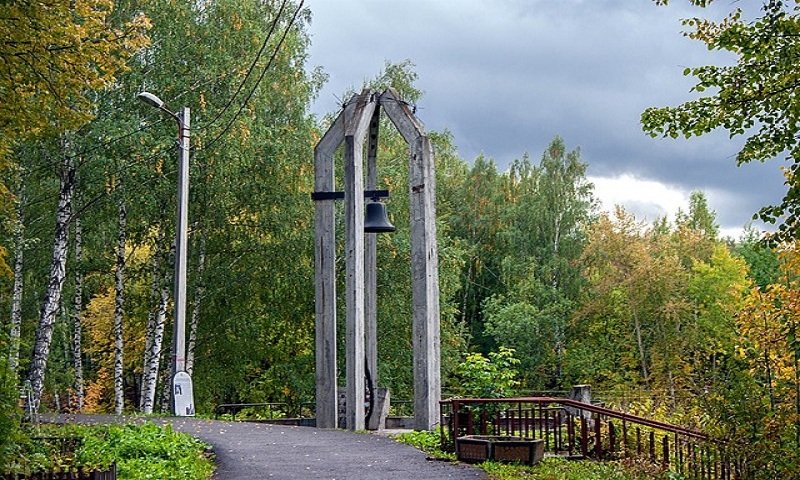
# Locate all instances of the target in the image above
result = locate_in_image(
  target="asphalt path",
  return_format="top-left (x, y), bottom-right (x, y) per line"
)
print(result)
top-left (47, 414), bottom-right (486, 480)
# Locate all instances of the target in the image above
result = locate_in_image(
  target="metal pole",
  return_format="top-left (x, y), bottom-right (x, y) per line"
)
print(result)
top-left (172, 106), bottom-right (193, 415)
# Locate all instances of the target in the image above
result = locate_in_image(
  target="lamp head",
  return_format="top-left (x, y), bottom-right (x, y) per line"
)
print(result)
top-left (137, 91), bottom-right (165, 109)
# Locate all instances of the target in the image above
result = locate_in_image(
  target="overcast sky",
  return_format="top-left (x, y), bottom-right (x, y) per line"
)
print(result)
top-left (305, 0), bottom-right (785, 238)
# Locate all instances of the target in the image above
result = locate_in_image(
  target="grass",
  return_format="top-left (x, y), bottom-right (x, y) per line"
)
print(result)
top-left (480, 457), bottom-right (676, 480)
top-left (6, 422), bottom-right (214, 479)
top-left (393, 429), bottom-right (456, 461)
top-left (393, 430), bottom-right (678, 480)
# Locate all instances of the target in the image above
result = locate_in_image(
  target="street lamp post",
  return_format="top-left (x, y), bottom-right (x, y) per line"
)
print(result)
top-left (137, 91), bottom-right (194, 417)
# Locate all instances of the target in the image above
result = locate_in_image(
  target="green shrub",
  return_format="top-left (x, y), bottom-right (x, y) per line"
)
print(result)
top-left (7, 423), bottom-right (213, 479)
top-left (455, 347), bottom-right (520, 399)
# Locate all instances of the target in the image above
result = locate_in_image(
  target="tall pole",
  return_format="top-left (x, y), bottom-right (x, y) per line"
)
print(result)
top-left (137, 92), bottom-right (195, 416)
top-left (174, 107), bottom-right (189, 374)
top-left (171, 107), bottom-right (193, 416)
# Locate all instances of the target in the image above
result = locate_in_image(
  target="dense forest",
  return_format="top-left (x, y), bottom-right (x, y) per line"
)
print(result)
top-left (1, 0), bottom-right (800, 478)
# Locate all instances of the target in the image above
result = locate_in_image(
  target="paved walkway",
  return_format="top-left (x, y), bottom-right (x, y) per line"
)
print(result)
top-left (49, 414), bottom-right (486, 480)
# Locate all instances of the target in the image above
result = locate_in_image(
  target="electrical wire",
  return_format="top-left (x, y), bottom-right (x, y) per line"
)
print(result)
top-left (16, 2), bottom-right (301, 188)
top-left (14, 2), bottom-right (310, 257)
top-left (200, 0), bottom-right (305, 153)
top-left (198, 0), bottom-right (289, 130)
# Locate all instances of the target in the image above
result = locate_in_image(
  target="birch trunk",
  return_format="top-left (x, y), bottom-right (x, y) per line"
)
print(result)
top-left (8, 195), bottom-right (25, 375)
top-left (159, 348), bottom-right (173, 413)
top-left (158, 242), bottom-right (177, 413)
top-left (113, 201), bottom-right (127, 415)
top-left (185, 233), bottom-right (206, 377)
top-left (27, 146), bottom-right (74, 413)
top-left (71, 216), bottom-right (84, 411)
top-left (139, 239), bottom-right (162, 410)
top-left (632, 308), bottom-right (649, 385)
top-left (552, 212), bottom-right (564, 383)
top-left (141, 247), bottom-right (169, 414)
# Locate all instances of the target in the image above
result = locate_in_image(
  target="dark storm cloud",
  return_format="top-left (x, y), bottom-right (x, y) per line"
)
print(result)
top-left (306, 0), bottom-right (784, 233)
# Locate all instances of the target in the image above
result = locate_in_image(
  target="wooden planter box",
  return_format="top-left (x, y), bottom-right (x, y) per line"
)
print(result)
top-left (456, 435), bottom-right (544, 465)
top-left (456, 435), bottom-right (492, 463)
top-left (1, 463), bottom-right (116, 480)
top-left (493, 437), bottom-right (545, 464)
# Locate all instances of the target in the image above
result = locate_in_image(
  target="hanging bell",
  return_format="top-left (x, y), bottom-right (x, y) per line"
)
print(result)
top-left (364, 201), bottom-right (396, 233)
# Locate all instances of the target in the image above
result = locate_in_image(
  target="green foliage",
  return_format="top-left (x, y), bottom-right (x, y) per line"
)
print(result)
top-left (643, 0), bottom-right (800, 242)
top-left (6, 1), bottom-right (800, 473)
top-left (7, 423), bottom-right (213, 479)
top-left (451, 137), bottom-right (593, 388)
top-left (734, 225), bottom-right (780, 288)
top-left (568, 205), bottom-right (751, 410)
top-left (480, 457), bottom-right (673, 480)
top-left (0, 360), bottom-right (23, 472)
top-left (484, 298), bottom-right (569, 387)
top-left (676, 191), bottom-right (719, 241)
top-left (449, 155), bottom-right (506, 348)
top-left (455, 347), bottom-right (520, 399)
top-left (393, 429), bottom-right (455, 461)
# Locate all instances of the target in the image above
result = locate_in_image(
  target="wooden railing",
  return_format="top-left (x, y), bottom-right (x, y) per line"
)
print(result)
top-left (440, 397), bottom-right (750, 480)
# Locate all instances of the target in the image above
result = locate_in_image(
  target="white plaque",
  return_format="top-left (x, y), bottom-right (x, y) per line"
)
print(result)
top-left (173, 371), bottom-right (195, 417)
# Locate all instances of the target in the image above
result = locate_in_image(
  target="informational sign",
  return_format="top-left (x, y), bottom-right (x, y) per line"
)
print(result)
top-left (173, 371), bottom-right (195, 417)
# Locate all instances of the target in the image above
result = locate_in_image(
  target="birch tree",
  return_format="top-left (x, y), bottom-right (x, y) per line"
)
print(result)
top-left (71, 214), bottom-right (84, 411)
top-left (185, 233), bottom-right (205, 377)
top-left (0, 0), bottom-right (149, 227)
top-left (113, 200), bottom-right (126, 415)
top-left (8, 189), bottom-right (25, 376)
top-left (486, 137), bottom-right (594, 386)
top-left (27, 141), bottom-right (75, 412)
top-left (140, 240), bottom-right (169, 414)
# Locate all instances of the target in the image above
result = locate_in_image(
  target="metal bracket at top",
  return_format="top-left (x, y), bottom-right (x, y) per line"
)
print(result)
top-left (311, 189), bottom-right (389, 201)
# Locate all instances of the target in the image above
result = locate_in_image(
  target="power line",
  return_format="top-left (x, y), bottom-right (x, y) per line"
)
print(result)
top-left (18, 2), bottom-right (301, 182)
top-left (14, 2), bottom-right (310, 247)
top-left (201, 0), bottom-right (305, 152)
top-left (199, 0), bottom-right (289, 130)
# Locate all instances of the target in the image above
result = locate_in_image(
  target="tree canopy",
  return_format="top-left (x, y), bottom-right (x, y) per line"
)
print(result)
top-left (643, 0), bottom-right (800, 242)
top-left (0, 0), bottom-right (150, 148)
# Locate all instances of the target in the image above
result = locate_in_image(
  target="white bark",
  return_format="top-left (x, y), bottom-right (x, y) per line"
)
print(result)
top-left (159, 349), bottom-right (173, 413)
top-left (185, 233), bottom-right (205, 377)
top-left (139, 240), bottom-right (161, 410)
top-left (27, 146), bottom-right (74, 413)
top-left (113, 201), bottom-right (127, 415)
top-left (72, 216), bottom-right (84, 411)
top-left (160, 242), bottom-right (175, 413)
top-left (141, 247), bottom-right (169, 414)
top-left (633, 308), bottom-right (649, 385)
top-left (8, 196), bottom-right (25, 375)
